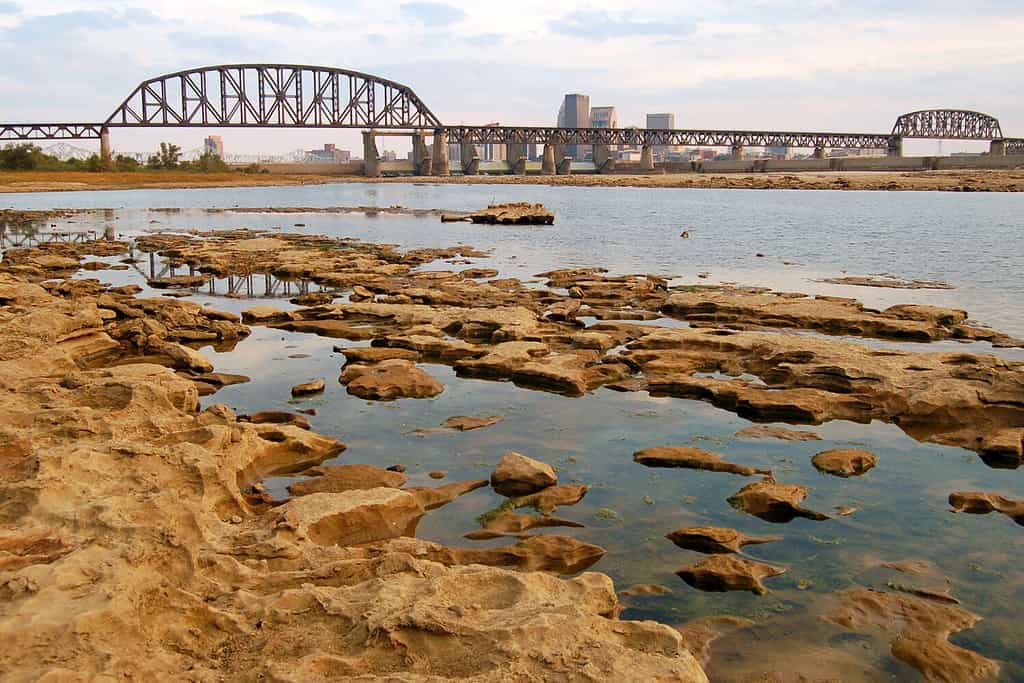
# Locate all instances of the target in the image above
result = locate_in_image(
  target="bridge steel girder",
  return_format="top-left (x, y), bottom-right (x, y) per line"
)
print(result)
top-left (105, 64), bottom-right (441, 130)
top-left (891, 109), bottom-right (1003, 140)
top-left (443, 125), bottom-right (895, 150)
top-left (0, 123), bottom-right (104, 141)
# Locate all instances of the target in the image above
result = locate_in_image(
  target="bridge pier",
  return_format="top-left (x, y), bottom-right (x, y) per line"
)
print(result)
top-left (813, 145), bottom-right (827, 160)
top-left (990, 139), bottom-right (1006, 156)
top-left (541, 144), bottom-right (556, 175)
top-left (99, 126), bottom-right (111, 169)
top-left (640, 145), bottom-right (654, 171)
top-left (556, 157), bottom-right (573, 175)
top-left (730, 144), bottom-right (744, 161)
top-left (506, 143), bottom-right (527, 175)
top-left (362, 131), bottom-right (381, 177)
top-left (593, 144), bottom-right (615, 173)
top-left (460, 143), bottom-right (479, 175)
top-left (412, 131), bottom-right (431, 175)
top-left (431, 130), bottom-right (450, 176)
top-left (887, 137), bottom-right (903, 158)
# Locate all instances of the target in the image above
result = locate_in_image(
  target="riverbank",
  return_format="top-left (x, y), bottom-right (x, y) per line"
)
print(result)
top-left (1, 167), bottom-right (1023, 194)
top-left (1, 225), bottom-right (1020, 680)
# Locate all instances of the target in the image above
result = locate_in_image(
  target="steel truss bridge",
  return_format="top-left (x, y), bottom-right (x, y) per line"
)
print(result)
top-left (0, 63), bottom-right (1020, 155)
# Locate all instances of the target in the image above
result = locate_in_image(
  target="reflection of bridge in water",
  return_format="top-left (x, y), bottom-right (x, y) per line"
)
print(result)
top-left (0, 63), bottom-right (1020, 178)
top-left (137, 250), bottom-right (323, 299)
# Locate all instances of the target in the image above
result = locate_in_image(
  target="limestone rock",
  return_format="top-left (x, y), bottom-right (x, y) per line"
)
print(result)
top-left (407, 479), bottom-right (489, 511)
top-left (491, 451), bottom-right (557, 496)
top-left (156, 341), bottom-right (214, 373)
top-left (339, 359), bottom-right (444, 400)
top-left (287, 464), bottom-right (408, 496)
top-left (949, 491), bottom-right (1024, 525)
top-left (621, 583), bottom-right (674, 596)
top-left (812, 448), bottom-right (878, 477)
top-left (290, 378), bottom-right (325, 397)
top-left (727, 478), bottom-right (829, 523)
top-left (676, 555), bottom-right (785, 595)
top-left (515, 484), bottom-right (589, 514)
top-left (241, 305), bottom-right (294, 324)
top-left (443, 414), bottom-right (504, 431)
top-left (465, 511), bottom-right (584, 540)
top-left (275, 489), bottom-right (424, 546)
top-left (239, 411), bottom-right (311, 430)
top-left (675, 616), bottom-right (755, 667)
top-left (337, 346), bottom-right (419, 364)
top-left (634, 446), bottom-right (770, 476)
top-left (666, 526), bottom-right (782, 554)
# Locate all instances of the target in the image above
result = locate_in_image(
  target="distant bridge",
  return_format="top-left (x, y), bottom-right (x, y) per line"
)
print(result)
top-left (0, 63), bottom-right (1021, 174)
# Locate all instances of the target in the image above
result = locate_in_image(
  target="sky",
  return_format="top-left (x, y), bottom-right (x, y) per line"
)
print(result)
top-left (1, 0), bottom-right (1022, 157)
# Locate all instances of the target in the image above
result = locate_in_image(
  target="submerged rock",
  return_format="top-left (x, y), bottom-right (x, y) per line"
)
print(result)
top-left (443, 414), bottom-right (504, 431)
top-left (465, 511), bottom-right (584, 540)
top-left (666, 525), bottom-right (782, 554)
top-left (634, 446), bottom-right (770, 476)
top-left (675, 615), bottom-right (755, 667)
top-left (621, 583), bottom-right (674, 597)
top-left (949, 491), bottom-right (1024, 525)
top-left (824, 588), bottom-right (999, 683)
top-left (515, 484), bottom-right (590, 514)
top-left (407, 479), bottom-right (489, 511)
top-left (735, 425), bottom-right (821, 441)
top-left (491, 451), bottom-right (557, 496)
top-left (727, 478), bottom-right (829, 523)
top-left (339, 359), bottom-right (444, 400)
top-left (676, 555), bottom-right (786, 595)
top-left (811, 448), bottom-right (878, 477)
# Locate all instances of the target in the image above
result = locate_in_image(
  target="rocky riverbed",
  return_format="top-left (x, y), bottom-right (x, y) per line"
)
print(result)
top-left (1, 226), bottom-right (1021, 681)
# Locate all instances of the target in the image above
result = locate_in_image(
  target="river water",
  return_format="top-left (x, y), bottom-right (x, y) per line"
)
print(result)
top-left (5, 182), bottom-right (1023, 681)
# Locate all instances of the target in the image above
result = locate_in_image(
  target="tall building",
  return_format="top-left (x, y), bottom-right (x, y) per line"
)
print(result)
top-left (203, 135), bottom-right (223, 158)
top-left (646, 113), bottom-right (676, 160)
top-left (557, 94), bottom-right (590, 161)
top-left (590, 106), bottom-right (617, 129)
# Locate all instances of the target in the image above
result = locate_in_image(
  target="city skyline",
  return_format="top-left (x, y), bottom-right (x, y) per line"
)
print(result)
top-left (1, 1), bottom-right (1020, 156)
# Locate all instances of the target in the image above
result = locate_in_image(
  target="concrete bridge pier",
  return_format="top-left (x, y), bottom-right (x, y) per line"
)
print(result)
top-left (506, 143), bottom-right (527, 175)
top-left (460, 143), bottom-right (479, 174)
top-left (556, 157), bottom-right (573, 175)
top-left (990, 139), bottom-right (1006, 156)
top-left (593, 144), bottom-right (616, 174)
top-left (887, 137), bottom-right (903, 158)
top-left (813, 145), bottom-right (827, 160)
top-left (99, 126), bottom-right (111, 169)
top-left (541, 144), bottom-right (556, 175)
top-left (362, 131), bottom-right (381, 177)
top-left (431, 129), bottom-right (450, 176)
top-left (640, 145), bottom-right (654, 171)
top-left (412, 131), bottom-right (432, 175)
top-left (730, 144), bottom-right (744, 161)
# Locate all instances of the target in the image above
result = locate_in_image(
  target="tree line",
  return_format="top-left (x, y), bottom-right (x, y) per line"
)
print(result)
top-left (0, 142), bottom-right (231, 172)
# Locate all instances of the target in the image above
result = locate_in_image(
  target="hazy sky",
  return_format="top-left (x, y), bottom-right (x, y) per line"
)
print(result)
top-left (1, 1), bottom-right (1021, 156)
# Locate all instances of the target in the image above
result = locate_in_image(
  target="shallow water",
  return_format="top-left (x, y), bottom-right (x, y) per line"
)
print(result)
top-left (8, 183), bottom-right (1024, 681)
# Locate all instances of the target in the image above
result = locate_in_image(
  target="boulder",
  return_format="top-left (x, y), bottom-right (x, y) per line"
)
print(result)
top-left (491, 451), bottom-right (557, 496)
top-left (290, 378), bottom-right (325, 397)
top-left (811, 448), bottom-right (878, 477)
top-left (676, 555), bottom-right (785, 595)
top-left (275, 489), bottom-right (424, 546)
top-left (727, 478), bottom-right (829, 523)
top-left (339, 360), bottom-right (444, 400)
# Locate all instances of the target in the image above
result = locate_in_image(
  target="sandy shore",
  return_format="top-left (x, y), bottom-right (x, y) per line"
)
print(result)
top-left (1, 168), bottom-right (1022, 194)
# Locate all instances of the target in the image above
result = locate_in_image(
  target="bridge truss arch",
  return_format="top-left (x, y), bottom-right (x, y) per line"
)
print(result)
top-left (891, 109), bottom-right (1003, 140)
top-left (105, 64), bottom-right (441, 130)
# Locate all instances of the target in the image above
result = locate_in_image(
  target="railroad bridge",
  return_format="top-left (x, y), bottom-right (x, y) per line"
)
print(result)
top-left (1, 64), bottom-right (1020, 176)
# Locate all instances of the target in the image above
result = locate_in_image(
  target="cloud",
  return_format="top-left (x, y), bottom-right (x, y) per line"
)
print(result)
top-left (550, 10), bottom-right (695, 41)
top-left (242, 12), bottom-right (312, 28)
top-left (400, 2), bottom-right (466, 27)
top-left (0, 2), bottom-right (19, 14)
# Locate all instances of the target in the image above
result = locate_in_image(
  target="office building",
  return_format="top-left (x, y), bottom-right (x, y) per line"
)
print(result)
top-left (557, 93), bottom-right (590, 160)
top-left (203, 135), bottom-right (223, 158)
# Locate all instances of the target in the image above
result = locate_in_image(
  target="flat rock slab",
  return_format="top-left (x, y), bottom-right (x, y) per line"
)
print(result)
top-left (666, 525), bottom-right (782, 554)
top-left (287, 464), bottom-right (408, 496)
top-left (407, 479), bottom-right (489, 511)
top-left (291, 378), bottom-right (325, 397)
top-left (340, 359), bottom-right (444, 400)
top-left (491, 451), bottom-right (558, 497)
top-left (444, 415), bottom-right (504, 431)
top-left (676, 555), bottom-right (785, 595)
top-left (727, 478), bottom-right (829, 523)
top-left (240, 411), bottom-right (311, 430)
top-left (465, 511), bottom-right (584, 540)
top-left (812, 448), bottom-right (878, 477)
top-left (634, 446), bottom-right (770, 477)
top-left (514, 484), bottom-right (589, 514)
